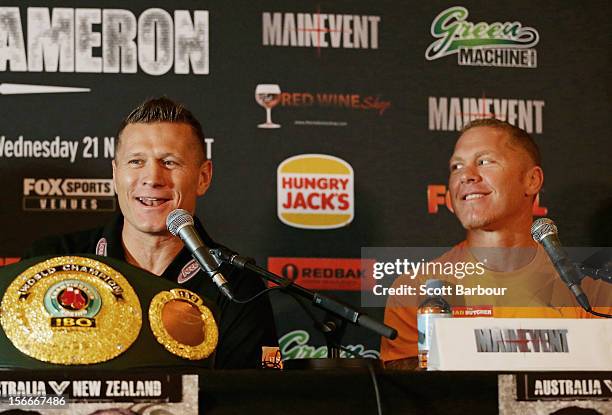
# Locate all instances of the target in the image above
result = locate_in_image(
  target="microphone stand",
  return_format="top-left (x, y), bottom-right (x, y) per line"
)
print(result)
top-left (210, 247), bottom-right (397, 369)
top-left (575, 247), bottom-right (612, 283)
top-left (575, 264), bottom-right (612, 284)
top-left (573, 264), bottom-right (612, 318)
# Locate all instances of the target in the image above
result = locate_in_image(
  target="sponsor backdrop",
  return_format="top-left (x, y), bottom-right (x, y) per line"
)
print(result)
top-left (1, 1), bottom-right (610, 358)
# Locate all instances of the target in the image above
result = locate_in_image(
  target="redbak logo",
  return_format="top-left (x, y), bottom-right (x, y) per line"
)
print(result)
top-left (268, 258), bottom-right (374, 291)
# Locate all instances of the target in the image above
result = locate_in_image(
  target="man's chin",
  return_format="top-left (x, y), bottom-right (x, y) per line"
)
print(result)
top-left (129, 221), bottom-right (172, 236)
top-left (147, 228), bottom-right (173, 236)
top-left (458, 214), bottom-right (492, 231)
top-left (131, 210), bottom-right (176, 231)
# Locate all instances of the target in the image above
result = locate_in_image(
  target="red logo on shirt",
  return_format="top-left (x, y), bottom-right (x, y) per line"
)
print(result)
top-left (178, 259), bottom-right (200, 284)
top-left (0, 257), bottom-right (20, 266)
top-left (96, 238), bottom-right (108, 256)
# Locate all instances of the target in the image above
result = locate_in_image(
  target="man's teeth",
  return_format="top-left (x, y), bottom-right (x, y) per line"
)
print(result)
top-left (138, 197), bottom-right (166, 206)
top-left (465, 193), bottom-right (485, 201)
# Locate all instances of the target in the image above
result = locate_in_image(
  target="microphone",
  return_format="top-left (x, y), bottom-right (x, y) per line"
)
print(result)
top-left (531, 218), bottom-right (591, 311)
top-left (166, 209), bottom-right (234, 301)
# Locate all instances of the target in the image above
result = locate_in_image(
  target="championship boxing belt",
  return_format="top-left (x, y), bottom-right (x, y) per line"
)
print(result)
top-left (0, 255), bottom-right (218, 370)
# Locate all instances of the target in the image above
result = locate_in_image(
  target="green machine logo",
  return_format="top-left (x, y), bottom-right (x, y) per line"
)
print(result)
top-left (279, 330), bottom-right (380, 360)
top-left (425, 6), bottom-right (539, 68)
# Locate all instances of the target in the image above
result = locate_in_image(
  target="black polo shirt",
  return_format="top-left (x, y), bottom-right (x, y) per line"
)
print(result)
top-left (23, 213), bottom-right (277, 369)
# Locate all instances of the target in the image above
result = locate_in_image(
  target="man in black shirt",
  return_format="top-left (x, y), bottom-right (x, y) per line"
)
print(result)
top-left (24, 97), bottom-right (277, 369)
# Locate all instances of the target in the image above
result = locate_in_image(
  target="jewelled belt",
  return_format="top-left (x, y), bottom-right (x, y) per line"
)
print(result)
top-left (0, 256), bottom-right (218, 366)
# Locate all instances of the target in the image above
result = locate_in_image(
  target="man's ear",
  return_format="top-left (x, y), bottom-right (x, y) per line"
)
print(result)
top-left (112, 159), bottom-right (118, 194)
top-left (197, 160), bottom-right (213, 196)
top-left (525, 165), bottom-right (544, 197)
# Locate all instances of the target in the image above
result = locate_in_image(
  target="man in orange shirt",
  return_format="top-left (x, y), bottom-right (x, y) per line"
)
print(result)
top-left (381, 119), bottom-right (610, 369)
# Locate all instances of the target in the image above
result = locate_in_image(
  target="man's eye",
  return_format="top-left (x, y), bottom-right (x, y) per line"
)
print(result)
top-left (163, 160), bottom-right (177, 167)
top-left (478, 159), bottom-right (493, 166)
top-left (450, 163), bottom-right (462, 171)
top-left (128, 159), bottom-right (142, 166)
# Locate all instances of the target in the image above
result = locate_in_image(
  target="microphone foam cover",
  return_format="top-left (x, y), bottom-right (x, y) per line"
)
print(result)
top-left (166, 209), bottom-right (194, 236)
top-left (531, 217), bottom-right (558, 242)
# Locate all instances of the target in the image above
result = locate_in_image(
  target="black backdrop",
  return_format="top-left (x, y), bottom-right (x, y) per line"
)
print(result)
top-left (1, 0), bottom-right (610, 357)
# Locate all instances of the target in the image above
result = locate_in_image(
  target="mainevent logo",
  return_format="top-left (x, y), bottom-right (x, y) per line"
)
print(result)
top-left (425, 6), bottom-right (539, 68)
top-left (474, 328), bottom-right (569, 353)
top-left (0, 7), bottom-right (208, 80)
top-left (262, 11), bottom-right (380, 51)
top-left (428, 95), bottom-right (544, 133)
top-left (23, 178), bottom-right (115, 212)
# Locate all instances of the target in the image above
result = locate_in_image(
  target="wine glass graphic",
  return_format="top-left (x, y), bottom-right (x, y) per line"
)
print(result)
top-left (255, 84), bottom-right (281, 128)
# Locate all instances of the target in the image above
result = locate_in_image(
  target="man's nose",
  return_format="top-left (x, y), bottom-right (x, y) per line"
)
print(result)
top-left (142, 161), bottom-right (166, 187)
top-left (459, 164), bottom-right (481, 184)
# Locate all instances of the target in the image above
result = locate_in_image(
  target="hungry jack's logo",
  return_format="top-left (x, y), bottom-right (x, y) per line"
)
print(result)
top-left (277, 154), bottom-right (354, 229)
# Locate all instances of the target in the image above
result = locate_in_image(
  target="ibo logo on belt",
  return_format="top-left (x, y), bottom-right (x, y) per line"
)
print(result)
top-left (44, 280), bottom-right (102, 327)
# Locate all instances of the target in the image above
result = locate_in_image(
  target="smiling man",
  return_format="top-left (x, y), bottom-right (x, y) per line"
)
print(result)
top-left (112, 114), bottom-right (212, 275)
top-left (448, 121), bottom-right (542, 239)
top-left (24, 97), bottom-right (277, 369)
top-left (381, 118), bottom-right (610, 369)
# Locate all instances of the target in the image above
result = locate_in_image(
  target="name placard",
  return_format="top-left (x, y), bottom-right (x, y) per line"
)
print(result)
top-left (0, 373), bottom-right (198, 413)
top-left (516, 372), bottom-right (612, 400)
top-left (428, 319), bottom-right (612, 371)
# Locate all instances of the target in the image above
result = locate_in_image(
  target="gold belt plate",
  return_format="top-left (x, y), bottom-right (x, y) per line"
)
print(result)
top-left (0, 256), bottom-right (142, 365)
top-left (149, 289), bottom-right (218, 360)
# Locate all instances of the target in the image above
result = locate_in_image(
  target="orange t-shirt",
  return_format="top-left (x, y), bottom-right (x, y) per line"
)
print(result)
top-left (380, 242), bottom-right (612, 362)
